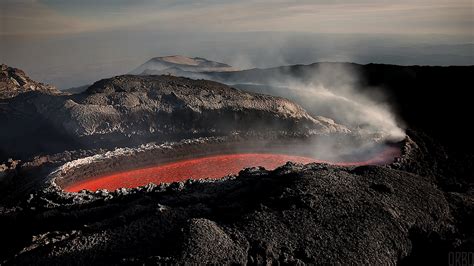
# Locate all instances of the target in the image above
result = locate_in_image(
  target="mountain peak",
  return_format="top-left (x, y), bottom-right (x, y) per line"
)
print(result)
top-left (152, 55), bottom-right (202, 66)
top-left (130, 55), bottom-right (237, 75)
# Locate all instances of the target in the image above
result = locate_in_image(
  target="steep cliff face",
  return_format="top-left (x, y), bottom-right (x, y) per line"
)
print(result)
top-left (0, 64), bottom-right (60, 99)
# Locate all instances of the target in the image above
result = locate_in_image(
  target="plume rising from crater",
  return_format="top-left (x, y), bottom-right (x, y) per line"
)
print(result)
top-left (1, 62), bottom-right (471, 265)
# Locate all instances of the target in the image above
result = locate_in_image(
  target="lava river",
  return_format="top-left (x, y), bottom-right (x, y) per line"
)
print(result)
top-left (64, 147), bottom-right (400, 192)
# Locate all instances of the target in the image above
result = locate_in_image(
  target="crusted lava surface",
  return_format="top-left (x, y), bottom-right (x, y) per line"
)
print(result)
top-left (0, 136), bottom-right (468, 265)
top-left (0, 134), bottom-right (471, 265)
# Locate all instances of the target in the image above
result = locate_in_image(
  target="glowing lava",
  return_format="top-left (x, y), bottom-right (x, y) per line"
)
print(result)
top-left (64, 147), bottom-right (400, 192)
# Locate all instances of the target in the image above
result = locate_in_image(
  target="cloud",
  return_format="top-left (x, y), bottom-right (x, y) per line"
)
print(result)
top-left (1, 0), bottom-right (472, 36)
top-left (0, 0), bottom-right (94, 35)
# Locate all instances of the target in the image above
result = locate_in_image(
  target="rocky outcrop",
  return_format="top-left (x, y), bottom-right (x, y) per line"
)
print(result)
top-left (0, 160), bottom-right (457, 265)
top-left (0, 129), bottom-right (470, 265)
top-left (76, 75), bottom-right (347, 136)
top-left (0, 159), bottom-right (20, 185)
top-left (0, 67), bottom-right (349, 161)
top-left (1, 63), bottom-right (470, 265)
top-left (0, 64), bottom-right (60, 99)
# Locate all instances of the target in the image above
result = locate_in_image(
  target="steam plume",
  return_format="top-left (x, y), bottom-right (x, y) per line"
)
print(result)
top-left (252, 63), bottom-right (406, 142)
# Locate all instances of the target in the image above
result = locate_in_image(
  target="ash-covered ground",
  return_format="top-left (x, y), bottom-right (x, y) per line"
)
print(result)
top-left (0, 63), bottom-right (472, 264)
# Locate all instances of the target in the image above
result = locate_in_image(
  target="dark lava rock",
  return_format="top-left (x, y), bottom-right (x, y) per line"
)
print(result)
top-left (81, 75), bottom-right (346, 136)
top-left (0, 64), bottom-right (472, 265)
top-left (0, 160), bottom-right (459, 265)
top-left (178, 218), bottom-right (248, 263)
top-left (0, 68), bottom-right (347, 161)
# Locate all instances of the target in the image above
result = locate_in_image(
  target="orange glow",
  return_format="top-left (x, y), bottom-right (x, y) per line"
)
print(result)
top-left (64, 148), bottom-right (400, 192)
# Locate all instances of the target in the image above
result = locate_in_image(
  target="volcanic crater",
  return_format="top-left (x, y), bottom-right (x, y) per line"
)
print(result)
top-left (52, 136), bottom-right (403, 193)
top-left (1, 63), bottom-right (472, 265)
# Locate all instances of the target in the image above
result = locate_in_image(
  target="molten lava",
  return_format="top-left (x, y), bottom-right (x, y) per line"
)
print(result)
top-left (64, 147), bottom-right (400, 192)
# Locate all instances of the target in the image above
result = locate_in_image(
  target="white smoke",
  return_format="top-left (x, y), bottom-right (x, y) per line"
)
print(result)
top-left (264, 63), bottom-right (406, 142)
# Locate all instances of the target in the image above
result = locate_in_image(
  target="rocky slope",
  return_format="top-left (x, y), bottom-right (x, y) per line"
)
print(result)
top-left (0, 64), bottom-right (472, 265)
top-left (0, 136), bottom-right (470, 265)
top-left (199, 63), bottom-right (474, 149)
top-left (0, 66), bottom-right (348, 161)
top-left (79, 75), bottom-right (346, 136)
top-left (133, 62), bottom-right (474, 149)
top-left (7, 163), bottom-right (451, 264)
top-left (0, 64), bottom-right (60, 99)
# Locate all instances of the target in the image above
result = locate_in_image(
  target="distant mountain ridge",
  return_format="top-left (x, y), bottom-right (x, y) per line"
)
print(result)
top-left (130, 55), bottom-right (237, 75)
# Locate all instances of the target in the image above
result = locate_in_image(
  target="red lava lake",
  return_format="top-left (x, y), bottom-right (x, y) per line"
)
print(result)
top-left (64, 147), bottom-right (400, 192)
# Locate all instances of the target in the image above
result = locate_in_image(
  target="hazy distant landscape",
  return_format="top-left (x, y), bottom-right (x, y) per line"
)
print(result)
top-left (2, 32), bottom-right (473, 89)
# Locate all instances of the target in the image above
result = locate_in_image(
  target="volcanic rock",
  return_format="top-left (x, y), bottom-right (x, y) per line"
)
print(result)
top-left (0, 63), bottom-right (472, 265)
top-left (196, 63), bottom-right (474, 148)
top-left (0, 67), bottom-right (348, 161)
top-left (0, 156), bottom-right (457, 265)
top-left (0, 64), bottom-right (60, 99)
top-left (80, 75), bottom-right (347, 135)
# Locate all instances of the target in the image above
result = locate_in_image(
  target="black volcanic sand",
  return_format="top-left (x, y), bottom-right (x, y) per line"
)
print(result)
top-left (0, 133), bottom-right (472, 265)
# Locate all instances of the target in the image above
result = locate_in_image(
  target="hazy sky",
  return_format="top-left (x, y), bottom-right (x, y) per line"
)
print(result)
top-left (1, 0), bottom-right (473, 88)
top-left (1, 0), bottom-right (473, 35)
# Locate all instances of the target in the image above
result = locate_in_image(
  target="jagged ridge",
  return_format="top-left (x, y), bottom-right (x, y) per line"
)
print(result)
top-left (0, 64), bottom-right (60, 99)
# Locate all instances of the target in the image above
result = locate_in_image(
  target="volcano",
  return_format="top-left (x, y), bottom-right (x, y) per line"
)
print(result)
top-left (0, 64), bottom-right (472, 265)
top-left (130, 55), bottom-right (237, 76)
